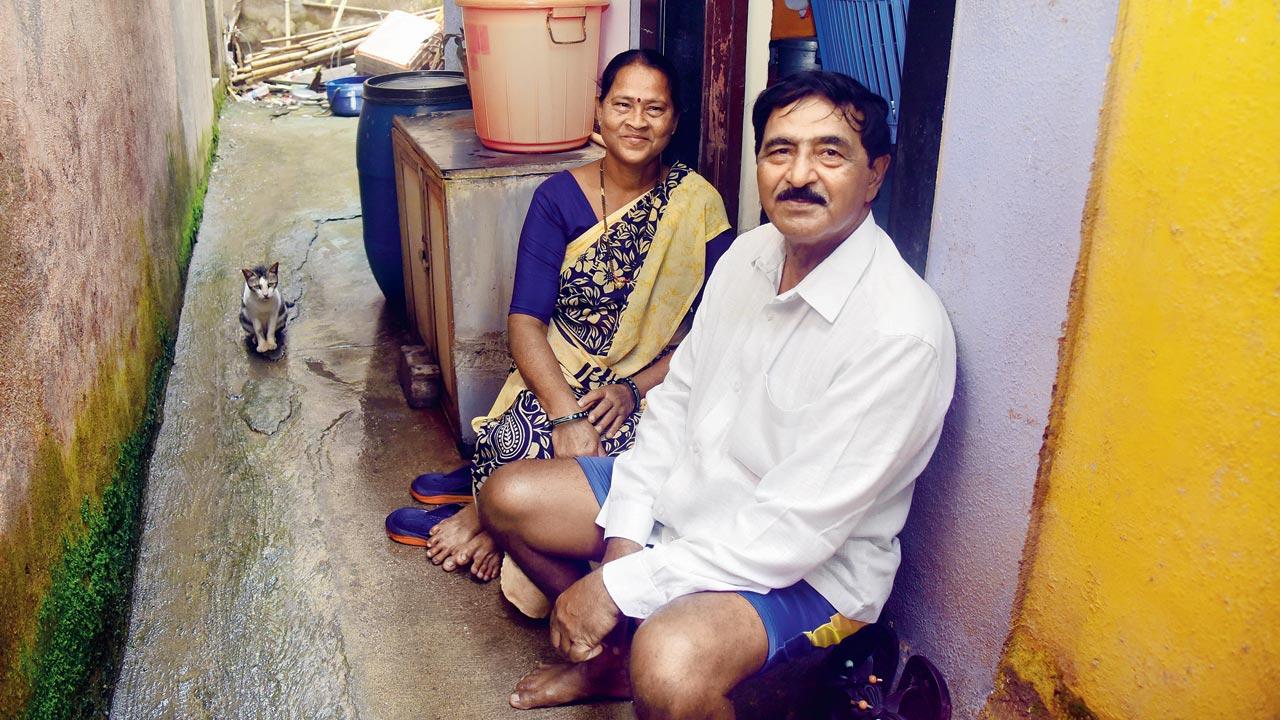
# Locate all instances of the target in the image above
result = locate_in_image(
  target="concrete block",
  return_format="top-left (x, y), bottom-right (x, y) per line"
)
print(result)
top-left (397, 344), bottom-right (441, 408)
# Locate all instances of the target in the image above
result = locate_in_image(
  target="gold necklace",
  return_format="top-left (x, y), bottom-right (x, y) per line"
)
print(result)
top-left (599, 158), bottom-right (608, 243)
top-left (600, 159), bottom-right (618, 283)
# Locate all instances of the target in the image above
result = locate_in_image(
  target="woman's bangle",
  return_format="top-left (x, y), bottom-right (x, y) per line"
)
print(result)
top-left (548, 410), bottom-right (590, 428)
top-left (619, 377), bottom-right (641, 407)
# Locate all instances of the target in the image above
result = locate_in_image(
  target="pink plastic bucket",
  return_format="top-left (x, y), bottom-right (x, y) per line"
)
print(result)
top-left (457, 0), bottom-right (609, 153)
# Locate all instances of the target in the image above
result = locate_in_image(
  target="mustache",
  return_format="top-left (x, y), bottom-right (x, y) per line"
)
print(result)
top-left (776, 186), bottom-right (827, 205)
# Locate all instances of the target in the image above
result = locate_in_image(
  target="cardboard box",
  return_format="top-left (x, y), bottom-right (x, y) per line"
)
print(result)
top-left (355, 10), bottom-right (439, 76)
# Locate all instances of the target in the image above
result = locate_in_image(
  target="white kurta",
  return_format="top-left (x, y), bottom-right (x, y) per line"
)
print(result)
top-left (597, 213), bottom-right (957, 621)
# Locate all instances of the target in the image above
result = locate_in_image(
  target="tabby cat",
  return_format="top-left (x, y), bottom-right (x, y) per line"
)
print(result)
top-left (240, 262), bottom-right (287, 354)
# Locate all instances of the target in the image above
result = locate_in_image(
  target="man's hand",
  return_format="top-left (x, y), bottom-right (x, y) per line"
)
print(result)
top-left (578, 383), bottom-right (636, 439)
top-left (550, 418), bottom-right (601, 458)
top-left (549, 568), bottom-right (622, 662)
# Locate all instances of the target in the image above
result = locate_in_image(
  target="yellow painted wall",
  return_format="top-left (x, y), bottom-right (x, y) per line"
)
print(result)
top-left (986, 3), bottom-right (1280, 718)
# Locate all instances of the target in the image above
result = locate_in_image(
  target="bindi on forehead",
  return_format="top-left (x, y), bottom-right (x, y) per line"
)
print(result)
top-left (608, 66), bottom-right (672, 99)
top-left (608, 91), bottom-right (668, 104)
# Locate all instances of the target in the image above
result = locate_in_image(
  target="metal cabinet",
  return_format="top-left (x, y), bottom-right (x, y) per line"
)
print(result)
top-left (391, 110), bottom-right (602, 448)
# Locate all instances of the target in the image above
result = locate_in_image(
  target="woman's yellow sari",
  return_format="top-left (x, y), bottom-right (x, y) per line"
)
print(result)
top-left (470, 162), bottom-right (730, 487)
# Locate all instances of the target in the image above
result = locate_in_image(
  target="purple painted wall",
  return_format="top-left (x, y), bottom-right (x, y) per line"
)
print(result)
top-left (881, 2), bottom-right (1119, 716)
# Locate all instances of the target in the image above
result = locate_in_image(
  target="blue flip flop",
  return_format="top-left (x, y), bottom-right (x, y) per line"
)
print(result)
top-left (410, 466), bottom-right (473, 505)
top-left (385, 504), bottom-right (463, 547)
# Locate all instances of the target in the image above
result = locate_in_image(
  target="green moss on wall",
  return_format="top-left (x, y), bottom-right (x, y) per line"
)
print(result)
top-left (0, 95), bottom-right (222, 719)
top-left (20, 325), bottom-right (173, 720)
top-left (0, 234), bottom-right (164, 720)
top-left (178, 124), bottom-right (217, 271)
top-left (0, 244), bottom-right (166, 720)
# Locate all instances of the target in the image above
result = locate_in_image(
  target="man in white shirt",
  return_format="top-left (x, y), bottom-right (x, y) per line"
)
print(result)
top-left (478, 71), bottom-right (956, 717)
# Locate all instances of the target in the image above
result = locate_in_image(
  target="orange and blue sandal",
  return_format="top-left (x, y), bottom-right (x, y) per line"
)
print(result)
top-left (410, 466), bottom-right (474, 505)
top-left (385, 504), bottom-right (463, 547)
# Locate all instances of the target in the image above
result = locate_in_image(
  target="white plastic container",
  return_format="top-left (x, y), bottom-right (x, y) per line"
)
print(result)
top-left (457, 0), bottom-right (609, 153)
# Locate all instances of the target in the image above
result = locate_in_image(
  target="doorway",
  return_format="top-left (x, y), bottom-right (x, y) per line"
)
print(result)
top-left (643, 0), bottom-right (956, 275)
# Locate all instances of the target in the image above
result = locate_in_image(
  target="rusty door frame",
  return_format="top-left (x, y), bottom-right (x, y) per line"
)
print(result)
top-left (638, 0), bottom-right (748, 226)
top-left (698, 0), bottom-right (748, 225)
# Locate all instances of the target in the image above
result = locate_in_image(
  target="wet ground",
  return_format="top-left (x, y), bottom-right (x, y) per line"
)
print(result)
top-left (110, 102), bottom-right (633, 720)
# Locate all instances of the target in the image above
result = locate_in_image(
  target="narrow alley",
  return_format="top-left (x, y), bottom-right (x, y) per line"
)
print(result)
top-left (107, 103), bottom-right (632, 720)
top-left (4, 3), bottom-right (1276, 719)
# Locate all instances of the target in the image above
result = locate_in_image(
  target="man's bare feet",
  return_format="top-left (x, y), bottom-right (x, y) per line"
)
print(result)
top-left (509, 651), bottom-right (631, 709)
top-left (425, 505), bottom-right (500, 581)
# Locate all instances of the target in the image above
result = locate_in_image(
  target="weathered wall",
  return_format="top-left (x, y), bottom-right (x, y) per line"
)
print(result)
top-left (240, 0), bottom-right (440, 47)
top-left (880, 1), bottom-right (1119, 716)
top-left (598, 0), bottom-right (633, 72)
top-left (205, 0), bottom-right (228, 75)
top-left (987, 3), bottom-right (1280, 718)
top-left (0, 0), bottom-right (215, 713)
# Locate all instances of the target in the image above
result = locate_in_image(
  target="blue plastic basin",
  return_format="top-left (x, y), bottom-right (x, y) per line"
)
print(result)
top-left (326, 76), bottom-right (369, 117)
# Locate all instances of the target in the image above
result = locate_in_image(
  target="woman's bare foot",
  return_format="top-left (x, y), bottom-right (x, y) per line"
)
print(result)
top-left (451, 531), bottom-right (500, 581)
top-left (425, 505), bottom-right (500, 580)
top-left (425, 504), bottom-right (480, 566)
top-left (509, 651), bottom-right (631, 709)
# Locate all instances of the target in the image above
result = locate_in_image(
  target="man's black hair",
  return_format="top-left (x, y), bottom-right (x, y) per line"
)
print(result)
top-left (751, 71), bottom-right (891, 165)
top-left (599, 49), bottom-right (682, 116)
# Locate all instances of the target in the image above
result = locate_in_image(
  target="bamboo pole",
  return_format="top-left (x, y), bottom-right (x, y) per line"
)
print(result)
top-left (300, 1), bottom-right (400, 15)
top-left (301, 36), bottom-right (363, 63)
top-left (251, 23), bottom-right (370, 59)
top-left (259, 8), bottom-right (436, 45)
top-left (246, 49), bottom-right (307, 68)
top-left (233, 6), bottom-right (443, 86)
top-left (301, 23), bottom-right (374, 47)
top-left (261, 17), bottom-right (378, 44)
top-left (233, 39), bottom-right (360, 84)
top-left (243, 58), bottom-right (306, 78)
top-left (236, 61), bottom-right (306, 85)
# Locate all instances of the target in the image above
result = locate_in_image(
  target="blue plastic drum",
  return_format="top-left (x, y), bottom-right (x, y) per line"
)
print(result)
top-left (356, 71), bottom-right (470, 311)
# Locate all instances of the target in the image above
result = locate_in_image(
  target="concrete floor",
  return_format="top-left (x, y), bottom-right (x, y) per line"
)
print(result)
top-left (109, 102), bottom-right (633, 720)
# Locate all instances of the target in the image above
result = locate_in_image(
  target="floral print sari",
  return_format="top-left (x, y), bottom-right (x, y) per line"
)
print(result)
top-left (470, 162), bottom-right (730, 490)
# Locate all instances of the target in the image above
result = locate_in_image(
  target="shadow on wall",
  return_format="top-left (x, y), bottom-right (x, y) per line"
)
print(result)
top-left (882, 340), bottom-right (1033, 715)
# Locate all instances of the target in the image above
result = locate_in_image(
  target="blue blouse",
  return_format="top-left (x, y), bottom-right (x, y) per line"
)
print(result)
top-left (509, 171), bottom-right (734, 323)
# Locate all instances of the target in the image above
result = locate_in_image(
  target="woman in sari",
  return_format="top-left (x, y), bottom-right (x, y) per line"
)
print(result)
top-left (386, 49), bottom-right (732, 584)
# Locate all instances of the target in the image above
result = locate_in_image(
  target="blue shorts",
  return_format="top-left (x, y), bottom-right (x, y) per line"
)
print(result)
top-left (578, 456), bottom-right (841, 669)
